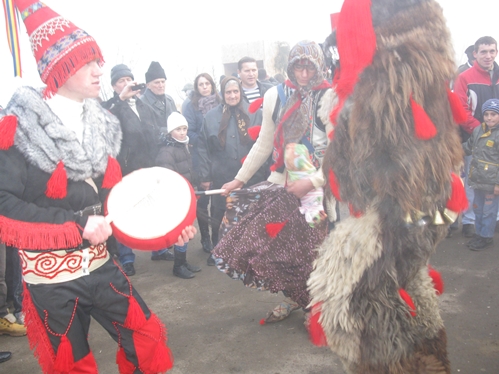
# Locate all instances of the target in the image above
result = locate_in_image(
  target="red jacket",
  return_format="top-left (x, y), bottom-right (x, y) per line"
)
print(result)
top-left (454, 61), bottom-right (499, 138)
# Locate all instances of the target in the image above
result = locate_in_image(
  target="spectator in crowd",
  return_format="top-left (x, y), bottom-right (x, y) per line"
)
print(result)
top-left (258, 68), bottom-right (279, 85)
top-left (238, 56), bottom-right (273, 103)
top-left (462, 99), bottom-right (499, 251)
top-left (182, 73), bottom-right (222, 254)
top-left (141, 61), bottom-right (177, 125)
top-left (198, 76), bottom-right (268, 265)
top-left (454, 36), bottom-right (499, 238)
top-left (457, 45), bottom-right (476, 75)
top-left (0, 243), bottom-right (25, 336)
top-left (103, 64), bottom-right (175, 276)
top-left (156, 113), bottom-right (202, 278)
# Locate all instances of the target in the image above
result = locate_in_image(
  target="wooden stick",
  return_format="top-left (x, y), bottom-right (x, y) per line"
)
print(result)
top-left (195, 189), bottom-right (226, 196)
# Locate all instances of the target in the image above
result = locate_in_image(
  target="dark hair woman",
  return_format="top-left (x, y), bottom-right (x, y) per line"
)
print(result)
top-left (182, 73), bottom-right (222, 254)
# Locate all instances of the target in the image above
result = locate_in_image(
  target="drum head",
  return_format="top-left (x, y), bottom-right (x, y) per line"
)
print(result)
top-left (105, 167), bottom-right (196, 250)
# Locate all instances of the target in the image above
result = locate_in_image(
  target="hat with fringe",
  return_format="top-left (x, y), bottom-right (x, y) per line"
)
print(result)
top-left (14, 0), bottom-right (104, 98)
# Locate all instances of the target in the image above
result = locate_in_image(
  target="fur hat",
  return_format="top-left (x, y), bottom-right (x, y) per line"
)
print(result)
top-left (167, 112), bottom-right (188, 133)
top-left (482, 98), bottom-right (499, 115)
top-left (111, 64), bottom-right (134, 86)
top-left (14, 0), bottom-right (104, 98)
top-left (145, 61), bottom-right (166, 83)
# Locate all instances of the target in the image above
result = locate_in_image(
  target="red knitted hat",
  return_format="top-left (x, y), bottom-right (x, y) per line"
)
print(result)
top-left (14, 0), bottom-right (104, 97)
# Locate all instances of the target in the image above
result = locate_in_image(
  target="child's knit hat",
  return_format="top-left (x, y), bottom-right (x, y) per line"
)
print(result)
top-left (167, 112), bottom-right (188, 133)
top-left (482, 99), bottom-right (499, 115)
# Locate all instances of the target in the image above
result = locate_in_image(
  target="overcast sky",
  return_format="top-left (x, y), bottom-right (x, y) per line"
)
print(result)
top-left (0, 0), bottom-right (497, 106)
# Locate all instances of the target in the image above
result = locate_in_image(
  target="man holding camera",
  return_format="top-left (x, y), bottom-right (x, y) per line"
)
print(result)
top-left (102, 64), bottom-right (175, 276)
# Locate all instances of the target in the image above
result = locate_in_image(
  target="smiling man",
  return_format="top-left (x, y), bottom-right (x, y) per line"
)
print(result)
top-left (454, 36), bottom-right (499, 238)
top-left (0, 1), bottom-right (195, 372)
top-left (237, 56), bottom-right (273, 103)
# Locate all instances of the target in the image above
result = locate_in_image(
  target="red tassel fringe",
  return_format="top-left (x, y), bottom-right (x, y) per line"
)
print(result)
top-left (411, 96), bottom-right (437, 140)
top-left (308, 303), bottom-right (327, 347)
top-left (116, 347), bottom-right (136, 374)
top-left (265, 221), bottom-right (288, 238)
top-left (428, 265), bottom-right (444, 295)
top-left (328, 169), bottom-right (341, 201)
top-left (398, 288), bottom-right (417, 317)
top-left (102, 156), bottom-right (122, 189)
top-left (446, 172), bottom-right (468, 212)
top-left (0, 215), bottom-right (82, 250)
top-left (446, 87), bottom-right (467, 124)
top-left (149, 339), bottom-right (174, 373)
top-left (46, 161), bottom-right (67, 199)
top-left (0, 115), bottom-right (17, 150)
top-left (249, 97), bottom-right (264, 114)
top-left (124, 296), bottom-right (147, 330)
top-left (23, 283), bottom-right (57, 373)
top-left (248, 125), bottom-right (261, 141)
top-left (54, 335), bottom-right (75, 373)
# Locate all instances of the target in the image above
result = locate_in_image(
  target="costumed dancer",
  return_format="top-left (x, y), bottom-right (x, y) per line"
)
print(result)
top-left (217, 40), bottom-right (336, 323)
top-left (307, 0), bottom-right (468, 372)
top-left (0, 1), bottom-right (194, 372)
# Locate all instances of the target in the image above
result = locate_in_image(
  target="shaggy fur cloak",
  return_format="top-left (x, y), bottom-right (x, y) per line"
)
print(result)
top-left (308, 0), bottom-right (465, 373)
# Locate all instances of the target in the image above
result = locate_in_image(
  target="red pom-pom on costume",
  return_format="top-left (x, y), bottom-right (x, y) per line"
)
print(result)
top-left (348, 204), bottom-right (363, 218)
top-left (46, 161), bottom-right (67, 199)
top-left (240, 156), bottom-right (247, 164)
top-left (446, 87), bottom-right (467, 124)
top-left (308, 303), bottom-right (327, 347)
top-left (328, 169), bottom-right (341, 201)
top-left (398, 288), bottom-right (417, 317)
top-left (116, 347), bottom-right (136, 374)
top-left (0, 115), bottom-right (17, 150)
top-left (411, 96), bottom-right (437, 140)
top-left (248, 126), bottom-right (261, 141)
top-left (259, 319), bottom-right (266, 325)
top-left (54, 335), bottom-right (74, 373)
top-left (446, 173), bottom-right (468, 212)
top-left (124, 296), bottom-right (147, 330)
top-left (428, 265), bottom-right (444, 295)
top-left (102, 156), bottom-right (122, 189)
top-left (249, 97), bottom-right (264, 113)
top-left (265, 221), bottom-right (288, 238)
top-left (328, 128), bottom-right (335, 141)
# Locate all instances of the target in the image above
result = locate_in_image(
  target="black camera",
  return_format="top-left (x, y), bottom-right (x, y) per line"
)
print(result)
top-left (131, 83), bottom-right (146, 91)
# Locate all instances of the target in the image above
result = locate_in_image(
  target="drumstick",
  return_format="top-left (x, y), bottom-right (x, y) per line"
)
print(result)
top-left (195, 189), bottom-right (226, 196)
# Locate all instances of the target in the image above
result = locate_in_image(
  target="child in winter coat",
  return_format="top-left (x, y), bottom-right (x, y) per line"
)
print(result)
top-left (156, 112), bottom-right (201, 278)
top-left (463, 98), bottom-right (499, 251)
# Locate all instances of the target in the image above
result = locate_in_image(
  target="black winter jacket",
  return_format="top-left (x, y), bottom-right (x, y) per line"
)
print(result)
top-left (104, 94), bottom-right (161, 176)
top-left (156, 137), bottom-right (196, 185)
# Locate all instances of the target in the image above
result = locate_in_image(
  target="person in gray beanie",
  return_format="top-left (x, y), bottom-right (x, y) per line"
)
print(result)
top-left (463, 98), bottom-right (499, 250)
top-left (111, 64), bottom-right (134, 86)
top-left (141, 61), bottom-right (177, 125)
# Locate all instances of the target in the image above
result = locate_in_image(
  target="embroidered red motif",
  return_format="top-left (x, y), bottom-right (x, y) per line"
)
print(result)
top-left (20, 244), bottom-right (107, 279)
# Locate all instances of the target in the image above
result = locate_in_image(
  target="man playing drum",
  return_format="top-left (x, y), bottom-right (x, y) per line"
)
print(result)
top-left (0, 0), bottom-right (195, 372)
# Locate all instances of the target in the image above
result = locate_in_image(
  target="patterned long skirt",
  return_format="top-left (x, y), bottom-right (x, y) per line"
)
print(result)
top-left (212, 182), bottom-right (327, 308)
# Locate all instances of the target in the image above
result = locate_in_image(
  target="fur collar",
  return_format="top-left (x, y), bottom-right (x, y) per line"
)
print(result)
top-left (3, 86), bottom-right (121, 181)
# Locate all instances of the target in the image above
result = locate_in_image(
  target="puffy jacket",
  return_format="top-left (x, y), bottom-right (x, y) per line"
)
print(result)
top-left (463, 123), bottom-right (499, 191)
top-left (156, 136), bottom-right (196, 185)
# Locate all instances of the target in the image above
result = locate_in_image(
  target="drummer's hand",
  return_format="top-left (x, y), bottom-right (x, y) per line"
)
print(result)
top-left (82, 215), bottom-right (113, 245)
top-left (221, 179), bottom-right (244, 196)
top-left (176, 225), bottom-right (197, 246)
top-left (200, 182), bottom-right (211, 191)
top-left (286, 178), bottom-right (314, 199)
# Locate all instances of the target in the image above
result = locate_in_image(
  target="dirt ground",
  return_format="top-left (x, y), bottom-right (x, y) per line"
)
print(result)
top-left (1, 215), bottom-right (498, 373)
